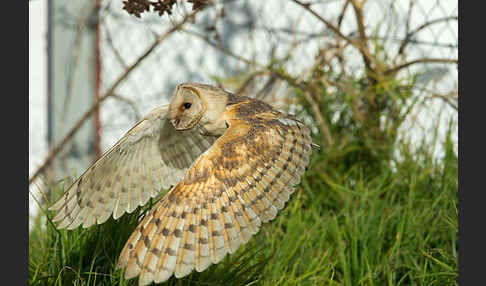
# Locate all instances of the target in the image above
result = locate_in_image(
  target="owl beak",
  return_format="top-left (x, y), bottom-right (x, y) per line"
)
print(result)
top-left (170, 118), bottom-right (181, 128)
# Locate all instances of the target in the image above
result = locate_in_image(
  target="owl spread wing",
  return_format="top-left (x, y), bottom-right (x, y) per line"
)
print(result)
top-left (116, 107), bottom-right (313, 285)
top-left (49, 105), bottom-right (217, 229)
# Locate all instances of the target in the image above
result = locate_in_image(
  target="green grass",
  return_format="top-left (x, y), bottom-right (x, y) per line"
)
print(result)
top-left (29, 123), bottom-right (458, 285)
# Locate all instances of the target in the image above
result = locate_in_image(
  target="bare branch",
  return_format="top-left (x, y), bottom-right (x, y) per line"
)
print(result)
top-left (404, 0), bottom-right (414, 42)
top-left (112, 94), bottom-right (142, 121)
top-left (385, 58), bottom-right (457, 76)
top-left (337, 0), bottom-right (351, 29)
top-left (350, 0), bottom-right (380, 80)
top-left (428, 92), bottom-right (458, 111)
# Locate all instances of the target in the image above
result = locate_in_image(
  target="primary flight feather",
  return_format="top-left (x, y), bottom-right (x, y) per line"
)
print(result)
top-left (49, 83), bottom-right (317, 285)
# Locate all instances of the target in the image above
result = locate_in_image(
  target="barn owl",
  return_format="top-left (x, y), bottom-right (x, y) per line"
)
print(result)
top-left (49, 83), bottom-right (317, 285)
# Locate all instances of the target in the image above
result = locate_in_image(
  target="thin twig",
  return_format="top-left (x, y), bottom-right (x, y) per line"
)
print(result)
top-left (385, 58), bottom-right (457, 76)
top-left (112, 94), bottom-right (142, 121)
top-left (291, 0), bottom-right (355, 47)
top-left (337, 0), bottom-right (351, 29)
top-left (416, 87), bottom-right (458, 111)
top-left (302, 91), bottom-right (334, 147)
top-left (427, 92), bottom-right (458, 111)
top-left (103, 23), bottom-right (128, 69)
top-left (350, 0), bottom-right (378, 79)
top-left (404, 0), bottom-right (414, 47)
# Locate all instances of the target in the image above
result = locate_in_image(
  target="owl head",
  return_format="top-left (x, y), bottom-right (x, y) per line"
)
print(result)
top-left (168, 83), bottom-right (229, 132)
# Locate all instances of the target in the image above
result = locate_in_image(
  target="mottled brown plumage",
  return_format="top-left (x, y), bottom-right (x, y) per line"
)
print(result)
top-left (49, 83), bottom-right (316, 285)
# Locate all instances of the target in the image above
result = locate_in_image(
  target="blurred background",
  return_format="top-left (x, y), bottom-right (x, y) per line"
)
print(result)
top-left (29, 0), bottom-right (457, 230)
top-left (29, 0), bottom-right (457, 284)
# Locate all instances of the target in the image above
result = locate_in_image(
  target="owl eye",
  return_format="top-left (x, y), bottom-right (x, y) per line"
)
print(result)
top-left (183, 102), bottom-right (192, 109)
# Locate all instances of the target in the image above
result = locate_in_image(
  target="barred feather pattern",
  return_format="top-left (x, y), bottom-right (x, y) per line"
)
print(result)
top-left (116, 113), bottom-right (313, 286)
top-left (48, 105), bottom-right (216, 229)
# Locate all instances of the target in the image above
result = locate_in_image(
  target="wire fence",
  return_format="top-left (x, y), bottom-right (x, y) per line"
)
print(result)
top-left (96, 0), bottom-right (457, 157)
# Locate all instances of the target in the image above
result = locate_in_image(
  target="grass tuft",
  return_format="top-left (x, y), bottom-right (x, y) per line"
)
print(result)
top-left (29, 124), bottom-right (457, 285)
